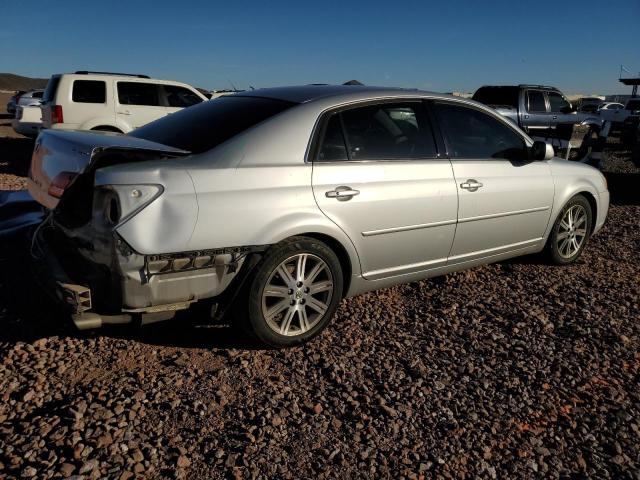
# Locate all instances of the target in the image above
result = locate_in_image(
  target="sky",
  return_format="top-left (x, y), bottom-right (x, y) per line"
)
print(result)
top-left (1, 0), bottom-right (638, 95)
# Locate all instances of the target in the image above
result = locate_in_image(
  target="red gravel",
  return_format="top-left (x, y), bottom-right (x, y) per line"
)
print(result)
top-left (0, 135), bottom-right (639, 479)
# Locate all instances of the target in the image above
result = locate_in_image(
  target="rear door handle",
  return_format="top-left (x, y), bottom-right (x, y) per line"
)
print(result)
top-left (460, 179), bottom-right (483, 192)
top-left (552, 115), bottom-right (558, 119)
top-left (117, 110), bottom-right (132, 115)
top-left (326, 186), bottom-right (360, 201)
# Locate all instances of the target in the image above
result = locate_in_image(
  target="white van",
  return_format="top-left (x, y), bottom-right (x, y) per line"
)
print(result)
top-left (40, 71), bottom-right (208, 133)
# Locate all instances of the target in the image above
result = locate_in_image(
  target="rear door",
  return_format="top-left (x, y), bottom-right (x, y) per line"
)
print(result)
top-left (433, 101), bottom-right (554, 265)
top-left (115, 81), bottom-right (165, 131)
top-left (312, 100), bottom-right (458, 280)
top-left (521, 89), bottom-right (550, 135)
top-left (64, 79), bottom-right (111, 129)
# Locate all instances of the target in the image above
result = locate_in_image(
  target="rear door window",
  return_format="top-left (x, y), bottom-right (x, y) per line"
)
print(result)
top-left (526, 90), bottom-right (547, 113)
top-left (72, 80), bottom-right (106, 103)
top-left (321, 102), bottom-right (437, 161)
top-left (317, 114), bottom-right (348, 161)
top-left (163, 85), bottom-right (203, 108)
top-left (435, 102), bottom-right (528, 161)
top-left (118, 82), bottom-right (161, 106)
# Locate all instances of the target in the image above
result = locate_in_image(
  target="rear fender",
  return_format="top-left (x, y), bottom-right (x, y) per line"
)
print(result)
top-left (251, 211), bottom-right (363, 277)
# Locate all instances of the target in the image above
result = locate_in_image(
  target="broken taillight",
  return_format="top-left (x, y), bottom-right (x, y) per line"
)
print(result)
top-left (48, 171), bottom-right (78, 198)
top-left (51, 105), bottom-right (64, 124)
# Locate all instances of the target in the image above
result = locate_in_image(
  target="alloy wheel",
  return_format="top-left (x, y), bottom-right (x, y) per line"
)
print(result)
top-left (261, 253), bottom-right (334, 336)
top-left (556, 204), bottom-right (588, 259)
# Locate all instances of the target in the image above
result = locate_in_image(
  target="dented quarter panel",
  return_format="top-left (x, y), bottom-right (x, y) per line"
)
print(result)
top-left (94, 161), bottom-right (199, 255)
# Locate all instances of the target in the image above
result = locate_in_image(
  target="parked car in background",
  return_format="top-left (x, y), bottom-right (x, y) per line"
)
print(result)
top-left (577, 96), bottom-right (605, 113)
top-left (12, 105), bottom-right (42, 137)
top-left (23, 85), bottom-right (609, 347)
top-left (6, 89), bottom-right (44, 115)
top-left (472, 85), bottom-right (602, 137)
top-left (600, 98), bottom-right (640, 124)
top-left (40, 71), bottom-right (207, 133)
top-left (598, 102), bottom-right (625, 111)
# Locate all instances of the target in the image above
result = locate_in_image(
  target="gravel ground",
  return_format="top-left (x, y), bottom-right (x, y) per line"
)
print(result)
top-left (0, 135), bottom-right (638, 479)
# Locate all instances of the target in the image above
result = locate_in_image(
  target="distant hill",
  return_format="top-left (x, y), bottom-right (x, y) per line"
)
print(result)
top-left (0, 73), bottom-right (49, 92)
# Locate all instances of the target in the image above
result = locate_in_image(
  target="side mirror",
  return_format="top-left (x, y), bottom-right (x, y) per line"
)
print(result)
top-left (531, 140), bottom-right (554, 160)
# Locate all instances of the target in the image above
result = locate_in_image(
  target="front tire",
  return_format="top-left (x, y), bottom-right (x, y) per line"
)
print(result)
top-left (236, 236), bottom-right (343, 348)
top-left (546, 195), bottom-right (592, 265)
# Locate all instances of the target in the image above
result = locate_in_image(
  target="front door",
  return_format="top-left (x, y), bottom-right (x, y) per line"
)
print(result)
top-left (522, 89), bottom-right (550, 136)
top-left (433, 101), bottom-right (554, 264)
top-left (312, 101), bottom-right (458, 280)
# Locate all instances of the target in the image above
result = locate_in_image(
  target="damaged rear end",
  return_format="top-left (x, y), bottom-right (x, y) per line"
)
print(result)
top-left (27, 130), bottom-right (248, 328)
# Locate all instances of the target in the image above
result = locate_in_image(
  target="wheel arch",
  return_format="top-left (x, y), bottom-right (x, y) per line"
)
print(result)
top-left (298, 232), bottom-right (353, 297)
top-left (577, 191), bottom-right (598, 234)
top-left (91, 125), bottom-right (124, 133)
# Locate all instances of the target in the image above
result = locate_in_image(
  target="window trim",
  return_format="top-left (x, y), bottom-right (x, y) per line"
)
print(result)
top-left (71, 79), bottom-right (107, 104)
top-left (432, 99), bottom-right (532, 161)
top-left (309, 98), bottom-right (442, 164)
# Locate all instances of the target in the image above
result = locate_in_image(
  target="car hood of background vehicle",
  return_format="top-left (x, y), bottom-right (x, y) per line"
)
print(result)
top-left (28, 129), bottom-right (190, 210)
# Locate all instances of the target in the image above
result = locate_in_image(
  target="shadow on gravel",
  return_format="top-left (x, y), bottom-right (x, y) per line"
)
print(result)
top-left (0, 136), bottom-right (34, 177)
top-left (0, 253), bottom-right (260, 351)
top-left (604, 171), bottom-right (640, 206)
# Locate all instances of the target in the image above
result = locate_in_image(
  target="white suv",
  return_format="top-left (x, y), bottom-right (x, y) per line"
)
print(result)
top-left (40, 71), bottom-right (207, 133)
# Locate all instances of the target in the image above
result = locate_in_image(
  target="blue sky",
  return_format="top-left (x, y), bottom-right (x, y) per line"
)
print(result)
top-left (1, 0), bottom-right (638, 95)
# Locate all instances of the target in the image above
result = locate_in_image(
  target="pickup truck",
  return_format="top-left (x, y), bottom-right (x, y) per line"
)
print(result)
top-left (472, 84), bottom-right (602, 138)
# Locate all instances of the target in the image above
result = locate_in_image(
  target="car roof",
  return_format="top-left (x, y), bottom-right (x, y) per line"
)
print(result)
top-left (234, 84), bottom-right (429, 104)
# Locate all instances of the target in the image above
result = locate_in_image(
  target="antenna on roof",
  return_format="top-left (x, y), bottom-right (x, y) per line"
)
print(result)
top-left (227, 79), bottom-right (238, 92)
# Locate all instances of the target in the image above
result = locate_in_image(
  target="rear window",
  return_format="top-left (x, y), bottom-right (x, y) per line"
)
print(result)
top-left (42, 75), bottom-right (61, 103)
top-left (72, 80), bottom-right (106, 103)
top-left (32, 91), bottom-right (43, 99)
top-left (472, 87), bottom-right (519, 108)
top-left (118, 82), bottom-right (161, 106)
top-left (129, 96), bottom-right (295, 154)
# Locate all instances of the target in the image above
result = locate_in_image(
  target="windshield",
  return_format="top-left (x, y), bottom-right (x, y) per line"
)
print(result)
top-left (130, 96), bottom-right (295, 153)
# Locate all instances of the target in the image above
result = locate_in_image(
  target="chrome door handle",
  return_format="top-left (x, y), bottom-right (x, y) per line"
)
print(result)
top-left (552, 115), bottom-right (558, 119)
top-left (326, 186), bottom-right (360, 201)
top-left (460, 179), bottom-right (483, 192)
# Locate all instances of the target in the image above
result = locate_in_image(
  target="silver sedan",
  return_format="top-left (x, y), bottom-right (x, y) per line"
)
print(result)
top-left (26, 85), bottom-right (609, 347)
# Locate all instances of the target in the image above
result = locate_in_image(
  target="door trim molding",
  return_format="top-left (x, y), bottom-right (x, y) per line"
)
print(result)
top-left (458, 206), bottom-right (549, 224)
top-left (362, 219), bottom-right (457, 237)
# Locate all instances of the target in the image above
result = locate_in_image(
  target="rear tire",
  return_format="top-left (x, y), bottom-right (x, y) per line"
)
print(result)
top-left (546, 195), bottom-right (592, 265)
top-left (235, 236), bottom-right (343, 348)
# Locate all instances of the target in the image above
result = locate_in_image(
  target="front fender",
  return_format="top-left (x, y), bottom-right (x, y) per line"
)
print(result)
top-left (545, 160), bottom-right (605, 241)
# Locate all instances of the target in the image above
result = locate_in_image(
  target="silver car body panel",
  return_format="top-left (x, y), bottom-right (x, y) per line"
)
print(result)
top-left (35, 86), bottom-right (609, 310)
